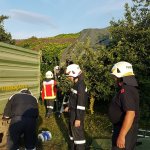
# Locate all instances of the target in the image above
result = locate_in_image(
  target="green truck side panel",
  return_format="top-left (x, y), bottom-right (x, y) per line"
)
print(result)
top-left (0, 42), bottom-right (41, 114)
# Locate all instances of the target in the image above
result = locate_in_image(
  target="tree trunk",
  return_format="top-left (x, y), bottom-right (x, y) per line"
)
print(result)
top-left (89, 95), bottom-right (95, 114)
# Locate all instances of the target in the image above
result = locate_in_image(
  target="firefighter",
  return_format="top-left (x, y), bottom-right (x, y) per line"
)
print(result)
top-left (54, 65), bottom-right (60, 80)
top-left (2, 88), bottom-right (39, 150)
top-left (65, 64), bottom-right (87, 150)
top-left (41, 71), bottom-right (57, 118)
top-left (108, 61), bottom-right (139, 150)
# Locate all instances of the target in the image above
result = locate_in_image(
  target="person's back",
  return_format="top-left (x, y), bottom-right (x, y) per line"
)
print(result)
top-left (41, 71), bottom-right (57, 118)
top-left (41, 79), bottom-right (57, 100)
top-left (4, 92), bottom-right (38, 118)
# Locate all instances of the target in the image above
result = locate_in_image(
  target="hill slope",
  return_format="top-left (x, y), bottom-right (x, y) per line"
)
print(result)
top-left (78, 27), bottom-right (109, 46)
top-left (15, 28), bottom-right (110, 66)
top-left (60, 27), bottom-right (110, 63)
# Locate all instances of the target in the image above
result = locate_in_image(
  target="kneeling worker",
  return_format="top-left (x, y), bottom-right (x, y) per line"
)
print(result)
top-left (2, 88), bottom-right (39, 150)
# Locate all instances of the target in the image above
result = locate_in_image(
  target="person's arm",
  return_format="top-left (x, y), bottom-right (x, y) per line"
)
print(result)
top-left (117, 111), bottom-right (135, 148)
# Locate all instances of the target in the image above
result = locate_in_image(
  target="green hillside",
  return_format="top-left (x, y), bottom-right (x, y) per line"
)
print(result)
top-left (60, 28), bottom-right (110, 63)
top-left (78, 27), bottom-right (110, 46)
top-left (15, 33), bottom-right (80, 76)
top-left (15, 33), bottom-right (80, 51)
top-left (15, 28), bottom-right (110, 75)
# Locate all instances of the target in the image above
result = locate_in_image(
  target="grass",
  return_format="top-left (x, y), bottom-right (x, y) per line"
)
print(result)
top-left (37, 103), bottom-right (112, 150)
top-left (2, 101), bottom-right (149, 150)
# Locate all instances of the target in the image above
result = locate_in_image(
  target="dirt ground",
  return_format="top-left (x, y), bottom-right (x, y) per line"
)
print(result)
top-left (0, 115), bottom-right (10, 150)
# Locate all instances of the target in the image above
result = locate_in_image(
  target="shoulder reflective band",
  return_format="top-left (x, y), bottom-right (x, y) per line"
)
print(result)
top-left (9, 94), bottom-right (15, 100)
top-left (74, 140), bottom-right (86, 144)
top-left (77, 105), bottom-right (85, 110)
top-left (71, 88), bottom-right (77, 94)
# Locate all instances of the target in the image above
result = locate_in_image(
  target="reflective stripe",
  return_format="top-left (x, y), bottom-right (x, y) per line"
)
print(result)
top-left (3, 116), bottom-right (10, 119)
top-left (25, 148), bottom-right (36, 150)
top-left (43, 84), bottom-right (47, 97)
top-left (44, 96), bottom-right (56, 99)
top-left (71, 88), bottom-right (77, 94)
top-left (63, 101), bottom-right (68, 104)
top-left (33, 96), bottom-right (38, 103)
top-left (47, 106), bottom-right (53, 109)
top-left (85, 87), bottom-right (87, 92)
top-left (69, 135), bottom-right (73, 140)
top-left (43, 80), bottom-right (55, 85)
top-left (9, 94), bottom-right (15, 100)
top-left (74, 140), bottom-right (86, 144)
top-left (77, 105), bottom-right (85, 110)
top-left (51, 84), bottom-right (54, 97)
top-left (19, 89), bottom-right (33, 95)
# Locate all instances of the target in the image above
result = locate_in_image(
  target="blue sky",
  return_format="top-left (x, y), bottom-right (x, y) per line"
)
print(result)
top-left (0, 0), bottom-right (132, 39)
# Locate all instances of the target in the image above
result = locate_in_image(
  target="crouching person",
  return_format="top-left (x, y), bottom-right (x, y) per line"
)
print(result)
top-left (2, 89), bottom-right (39, 150)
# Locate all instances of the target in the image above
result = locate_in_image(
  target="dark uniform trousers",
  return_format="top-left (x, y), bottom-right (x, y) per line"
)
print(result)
top-left (112, 123), bottom-right (138, 150)
top-left (45, 99), bottom-right (55, 116)
top-left (8, 116), bottom-right (37, 150)
top-left (69, 110), bottom-right (86, 150)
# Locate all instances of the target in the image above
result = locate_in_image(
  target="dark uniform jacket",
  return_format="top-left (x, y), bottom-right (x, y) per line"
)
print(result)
top-left (3, 92), bottom-right (39, 119)
top-left (108, 76), bottom-right (139, 149)
top-left (108, 76), bottom-right (139, 125)
top-left (69, 75), bottom-right (88, 122)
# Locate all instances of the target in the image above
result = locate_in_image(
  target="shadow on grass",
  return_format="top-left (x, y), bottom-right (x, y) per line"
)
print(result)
top-left (54, 112), bottom-right (70, 150)
top-left (36, 115), bottom-right (44, 150)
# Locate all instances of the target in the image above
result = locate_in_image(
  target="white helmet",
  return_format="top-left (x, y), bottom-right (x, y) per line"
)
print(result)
top-left (111, 61), bottom-right (134, 78)
top-left (45, 71), bottom-right (53, 79)
top-left (66, 64), bottom-right (82, 78)
top-left (54, 66), bottom-right (60, 70)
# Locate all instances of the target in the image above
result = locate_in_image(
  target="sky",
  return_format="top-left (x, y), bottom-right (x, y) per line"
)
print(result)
top-left (0, 0), bottom-right (132, 39)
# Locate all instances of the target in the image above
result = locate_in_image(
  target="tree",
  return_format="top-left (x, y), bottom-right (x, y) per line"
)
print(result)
top-left (67, 0), bottom-right (150, 114)
top-left (0, 15), bottom-right (15, 44)
top-left (71, 39), bottom-right (114, 114)
top-left (109, 0), bottom-right (150, 76)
